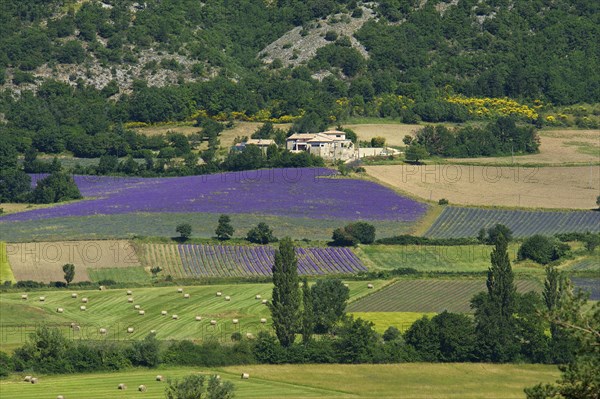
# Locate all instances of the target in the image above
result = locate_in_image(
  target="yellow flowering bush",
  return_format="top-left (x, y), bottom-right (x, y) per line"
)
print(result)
top-left (124, 121), bottom-right (148, 128)
top-left (446, 96), bottom-right (538, 120)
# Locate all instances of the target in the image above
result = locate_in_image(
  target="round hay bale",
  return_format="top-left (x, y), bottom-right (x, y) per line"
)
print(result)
top-left (343, 283), bottom-right (349, 288)
top-left (39, 296), bottom-right (45, 302)
top-left (150, 329), bottom-right (156, 334)
top-left (118, 383), bottom-right (127, 390)
top-left (71, 293), bottom-right (77, 298)
top-left (21, 294), bottom-right (28, 300)
top-left (126, 290), bottom-right (132, 295)
top-left (127, 297), bottom-right (134, 303)
top-left (216, 291), bottom-right (222, 297)
top-left (79, 305), bottom-right (86, 311)
top-left (215, 375), bottom-right (221, 380)
top-left (70, 322), bottom-right (77, 328)
top-left (161, 310), bottom-right (167, 316)
top-left (232, 319), bottom-right (239, 324)
top-left (210, 319), bottom-right (217, 325)
top-left (72, 325), bottom-right (81, 332)
top-left (255, 295), bottom-right (261, 299)
top-left (81, 298), bottom-right (88, 303)
top-left (224, 296), bottom-right (231, 301)
top-left (367, 283), bottom-right (374, 289)
top-left (177, 288), bottom-right (183, 293)
top-left (31, 377), bottom-right (38, 384)
top-left (57, 395), bottom-right (65, 399)
top-left (195, 316), bottom-right (202, 321)
top-left (183, 293), bottom-right (190, 299)
top-left (99, 328), bottom-right (107, 335)
top-left (98, 285), bottom-right (106, 291)
top-left (56, 307), bottom-right (63, 313)
top-left (127, 327), bottom-right (134, 333)
top-left (260, 318), bottom-right (267, 324)
top-left (134, 304), bottom-right (141, 310)
top-left (245, 332), bottom-right (255, 339)
top-left (24, 375), bottom-right (32, 382)
top-left (138, 384), bottom-right (147, 392)
top-left (172, 315), bottom-right (178, 320)
top-left (156, 375), bottom-right (164, 382)
top-left (261, 299), bottom-right (268, 304)
top-left (138, 310), bottom-right (145, 315)
top-left (241, 373), bottom-right (249, 379)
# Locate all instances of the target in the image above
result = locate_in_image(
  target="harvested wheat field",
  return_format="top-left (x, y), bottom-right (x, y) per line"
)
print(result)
top-left (366, 165), bottom-right (600, 209)
top-left (344, 123), bottom-right (421, 146)
top-left (135, 122), bottom-right (291, 148)
top-left (447, 129), bottom-right (599, 165)
top-left (6, 240), bottom-right (140, 282)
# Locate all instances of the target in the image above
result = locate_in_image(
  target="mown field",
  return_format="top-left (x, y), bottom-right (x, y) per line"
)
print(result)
top-left (0, 363), bottom-right (560, 399)
top-left (366, 164), bottom-right (600, 209)
top-left (424, 207), bottom-right (600, 238)
top-left (346, 279), bottom-right (542, 314)
top-left (0, 281), bottom-right (387, 350)
top-left (0, 212), bottom-right (414, 242)
top-left (356, 243), bottom-right (544, 275)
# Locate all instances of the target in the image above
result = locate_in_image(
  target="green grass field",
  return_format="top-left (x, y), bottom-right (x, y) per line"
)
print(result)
top-left (0, 280), bottom-right (387, 351)
top-left (87, 267), bottom-right (153, 284)
top-left (0, 241), bottom-right (16, 284)
top-left (347, 279), bottom-right (542, 313)
top-left (349, 312), bottom-right (436, 333)
top-left (356, 243), bottom-right (547, 276)
top-left (0, 213), bottom-right (413, 242)
top-left (0, 363), bottom-right (559, 398)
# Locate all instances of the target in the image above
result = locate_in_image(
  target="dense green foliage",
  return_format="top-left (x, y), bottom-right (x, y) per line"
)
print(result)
top-left (518, 235), bottom-right (570, 264)
top-left (165, 374), bottom-right (235, 399)
top-left (414, 118), bottom-right (539, 158)
top-left (310, 279), bottom-right (350, 334)
top-left (331, 222), bottom-right (376, 246)
top-left (246, 223), bottom-right (277, 244)
top-left (0, 0), bottom-right (597, 170)
top-left (270, 237), bottom-right (300, 347)
top-left (62, 263), bottom-right (75, 285)
top-left (215, 214), bottom-right (235, 240)
top-left (176, 223), bottom-right (192, 240)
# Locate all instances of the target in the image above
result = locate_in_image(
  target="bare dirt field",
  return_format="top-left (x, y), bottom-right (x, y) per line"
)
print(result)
top-left (365, 165), bottom-right (600, 209)
top-left (344, 123), bottom-right (421, 146)
top-left (5, 240), bottom-right (140, 282)
top-left (447, 129), bottom-right (599, 165)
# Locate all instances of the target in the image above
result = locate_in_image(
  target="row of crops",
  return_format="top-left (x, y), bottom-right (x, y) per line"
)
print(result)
top-left (424, 207), bottom-right (600, 238)
top-left (347, 279), bottom-right (542, 313)
top-left (143, 244), bottom-right (367, 278)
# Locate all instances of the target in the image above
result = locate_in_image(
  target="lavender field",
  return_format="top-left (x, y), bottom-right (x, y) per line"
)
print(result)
top-left (144, 243), bottom-right (367, 277)
top-left (1, 168), bottom-right (427, 223)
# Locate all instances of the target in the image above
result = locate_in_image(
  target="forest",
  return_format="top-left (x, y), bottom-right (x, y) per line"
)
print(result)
top-left (0, 0), bottom-right (598, 154)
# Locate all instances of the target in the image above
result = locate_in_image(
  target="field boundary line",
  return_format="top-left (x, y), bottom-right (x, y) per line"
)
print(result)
top-left (347, 278), bottom-right (397, 305)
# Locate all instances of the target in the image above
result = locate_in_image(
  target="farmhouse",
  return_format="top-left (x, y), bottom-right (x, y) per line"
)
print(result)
top-left (232, 138), bottom-right (276, 154)
top-left (286, 130), bottom-right (355, 161)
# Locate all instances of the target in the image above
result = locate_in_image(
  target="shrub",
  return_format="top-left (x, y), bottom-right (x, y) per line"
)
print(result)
top-left (246, 222), bottom-right (276, 244)
top-left (331, 227), bottom-right (357, 246)
top-left (324, 31), bottom-right (338, 41)
top-left (0, 351), bottom-right (12, 377)
top-left (518, 235), bottom-right (570, 264)
top-left (176, 223), bottom-right (192, 240)
top-left (438, 198), bottom-right (449, 205)
top-left (345, 222), bottom-right (376, 244)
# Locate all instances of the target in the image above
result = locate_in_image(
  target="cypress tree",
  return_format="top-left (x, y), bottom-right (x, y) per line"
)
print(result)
top-left (472, 233), bottom-right (519, 362)
top-left (270, 237), bottom-right (300, 347)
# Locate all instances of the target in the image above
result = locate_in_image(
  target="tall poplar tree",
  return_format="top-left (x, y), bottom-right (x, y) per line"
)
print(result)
top-left (472, 234), bottom-right (519, 362)
top-left (270, 237), bottom-right (300, 347)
